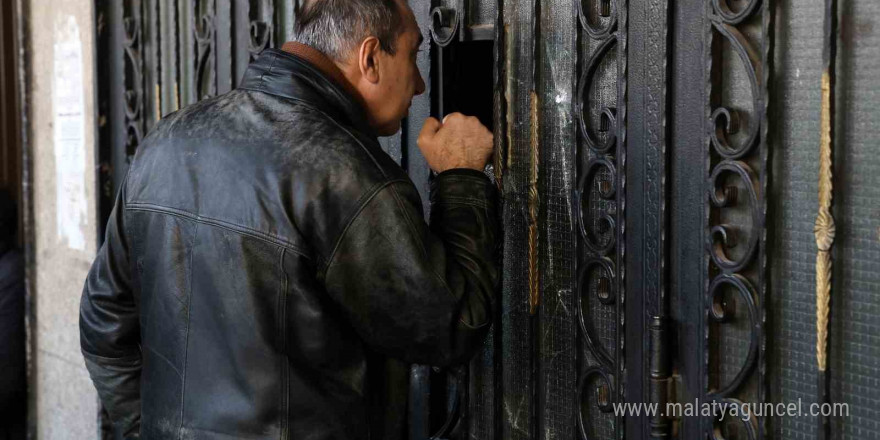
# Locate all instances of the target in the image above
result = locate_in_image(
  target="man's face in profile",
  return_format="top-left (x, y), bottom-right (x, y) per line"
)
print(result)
top-left (365, 1), bottom-right (426, 136)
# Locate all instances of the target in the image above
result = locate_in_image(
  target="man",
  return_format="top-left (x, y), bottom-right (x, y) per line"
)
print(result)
top-left (79, 0), bottom-right (499, 439)
top-left (0, 189), bottom-right (26, 440)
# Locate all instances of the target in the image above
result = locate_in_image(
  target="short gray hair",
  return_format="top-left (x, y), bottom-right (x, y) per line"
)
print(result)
top-left (292, 0), bottom-right (405, 61)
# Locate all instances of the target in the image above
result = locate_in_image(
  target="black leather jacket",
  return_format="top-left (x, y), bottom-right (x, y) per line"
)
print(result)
top-left (80, 48), bottom-right (499, 439)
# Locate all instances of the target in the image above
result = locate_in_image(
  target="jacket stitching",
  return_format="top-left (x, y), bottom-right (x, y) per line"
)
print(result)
top-left (81, 349), bottom-right (141, 365)
top-left (178, 425), bottom-right (269, 439)
top-left (142, 344), bottom-right (182, 378)
top-left (319, 179), bottom-right (407, 276)
top-left (431, 197), bottom-right (491, 210)
top-left (126, 203), bottom-right (312, 260)
top-left (178, 222), bottom-right (198, 440)
top-left (258, 53), bottom-right (279, 91)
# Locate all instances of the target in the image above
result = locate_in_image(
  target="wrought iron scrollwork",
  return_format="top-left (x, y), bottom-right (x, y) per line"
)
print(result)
top-left (577, 35), bottom-right (619, 154)
top-left (575, 0), bottom-right (624, 438)
top-left (194, 0), bottom-right (217, 100)
top-left (577, 0), bottom-right (617, 40)
top-left (248, 0), bottom-right (274, 59)
top-left (704, 0), bottom-right (771, 437)
top-left (710, 398), bottom-right (760, 440)
top-left (122, 0), bottom-right (145, 160)
top-left (578, 366), bottom-right (616, 437)
top-left (430, 3), bottom-right (461, 47)
top-left (708, 161), bottom-right (760, 272)
top-left (428, 365), bottom-right (467, 440)
top-left (708, 23), bottom-right (763, 160)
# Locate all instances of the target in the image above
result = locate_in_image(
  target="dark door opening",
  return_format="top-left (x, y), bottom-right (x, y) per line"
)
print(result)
top-left (434, 39), bottom-right (496, 130)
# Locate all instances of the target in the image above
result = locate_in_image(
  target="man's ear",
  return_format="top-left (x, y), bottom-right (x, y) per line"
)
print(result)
top-left (358, 36), bottom-right (381, 84)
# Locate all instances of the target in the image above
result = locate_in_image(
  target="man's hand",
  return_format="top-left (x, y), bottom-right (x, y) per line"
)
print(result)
top-left (417, 113), bottom-right (493, 173)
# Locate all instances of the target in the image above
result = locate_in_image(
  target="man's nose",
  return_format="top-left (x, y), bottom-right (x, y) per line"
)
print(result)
top-left (415, 71), bottom-right (426, 96)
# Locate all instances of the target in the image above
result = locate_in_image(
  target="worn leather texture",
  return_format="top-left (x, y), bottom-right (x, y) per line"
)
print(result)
top-left (80, 48), bottom-right (500, 440)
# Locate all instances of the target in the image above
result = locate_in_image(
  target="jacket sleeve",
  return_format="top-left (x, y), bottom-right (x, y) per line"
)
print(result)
top-left (321, 168), bottom-right (499, 366)
top-left (79, 180), bottom-right (142, 439)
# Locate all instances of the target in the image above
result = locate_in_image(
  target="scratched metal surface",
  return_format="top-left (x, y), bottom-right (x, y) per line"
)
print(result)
top-left (769, 0), bottom-right (880, 439)
top-left (500, 0), bottom-right (537, 438)
top-left (537, 0), bottom-right (578, 439)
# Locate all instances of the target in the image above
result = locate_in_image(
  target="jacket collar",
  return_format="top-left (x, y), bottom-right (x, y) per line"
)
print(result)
top-left (238, 46), bottom-right (377, 138)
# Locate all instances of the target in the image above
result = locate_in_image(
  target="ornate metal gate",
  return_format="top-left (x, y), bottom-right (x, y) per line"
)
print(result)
top-left (97, 0), bottom-right (880, 439)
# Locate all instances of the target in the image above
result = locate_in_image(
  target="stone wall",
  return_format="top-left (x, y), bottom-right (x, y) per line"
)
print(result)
top-left (25, 0), bottom-right (99, 437)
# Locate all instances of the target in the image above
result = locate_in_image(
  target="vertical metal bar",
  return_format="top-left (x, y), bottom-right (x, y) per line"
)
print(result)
top-left (232, 0), bottom-right (248, 84)
top-left (499, 0), bottom-right (536, 436)
top-left (11, 0), bottom-right (36, 437)
top-left (215, 0), bottom-right (233, 94)
top-left (535, 0), bottom-right (578, 437)
top-left (616, 1), bottom-right (629, 438)
top-left (647, 0), bottom-right (671, 434)
top-left (527, 0), bottom-right (540, 318)
top-left (409, 365), bottom-right (432, 440)
top-left (437, 46), bottom-right (445, 118)
top-left (527, 3), bottom-right (541, 440)
top-left (669, 0), bottom-right (706, 436)
top-left (159, 0), bottom-right (179, 116)
top-left (0, 0), bottom-right (9, 188)
top-left (143, 0), bottom-right (160, 125)
top-left (275, 0), bottom-right (293, 47)
top-left (626, 0), bottom-right (670, 435)
top-left (815, 0), bottom-right (838, 438)
top-left (179, 0), bottom-right (195, 106)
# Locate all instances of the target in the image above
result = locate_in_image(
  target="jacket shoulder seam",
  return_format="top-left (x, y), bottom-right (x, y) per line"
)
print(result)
top-left (126, 202), bottom-right (311, 259)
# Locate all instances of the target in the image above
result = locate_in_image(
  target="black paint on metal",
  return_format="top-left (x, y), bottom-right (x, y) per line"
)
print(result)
top-left (668, 0), bottom-right (706, 437)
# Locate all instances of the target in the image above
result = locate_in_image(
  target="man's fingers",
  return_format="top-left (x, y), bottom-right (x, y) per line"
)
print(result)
top-left (420, 117), bottom-right (442, 140)
top-left (443, 112), bottom-right (468, 125)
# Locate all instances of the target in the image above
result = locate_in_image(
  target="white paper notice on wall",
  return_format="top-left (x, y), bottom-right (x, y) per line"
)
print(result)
top-left (53, 16), bottom-right (87, 251)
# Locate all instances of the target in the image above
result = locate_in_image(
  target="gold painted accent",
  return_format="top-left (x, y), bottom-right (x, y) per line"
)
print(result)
top-left (528, 91), bottom-right (540, 315)
top-left (493, 86), bottom-right (503, 191)
top-left (815, 70), bottom-right (835, 372)
top-left (505, 25), bottom-right (515, 170)
top-left (155, 84), bottom-right (162, 121)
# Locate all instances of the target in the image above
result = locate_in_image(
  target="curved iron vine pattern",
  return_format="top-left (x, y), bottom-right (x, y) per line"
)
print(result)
top-left (704, 0), bottom-right (770, 438)
top-left (122, 0), bottom-right (145, 160)
top-left (248, 0), bottom-right (274, 60)
top-left (429, 0), bottom-right (462, 46)
top-left (194, 0), bottom-right (217, 100)
top-left (575, 0), bottom-right (624, 438)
